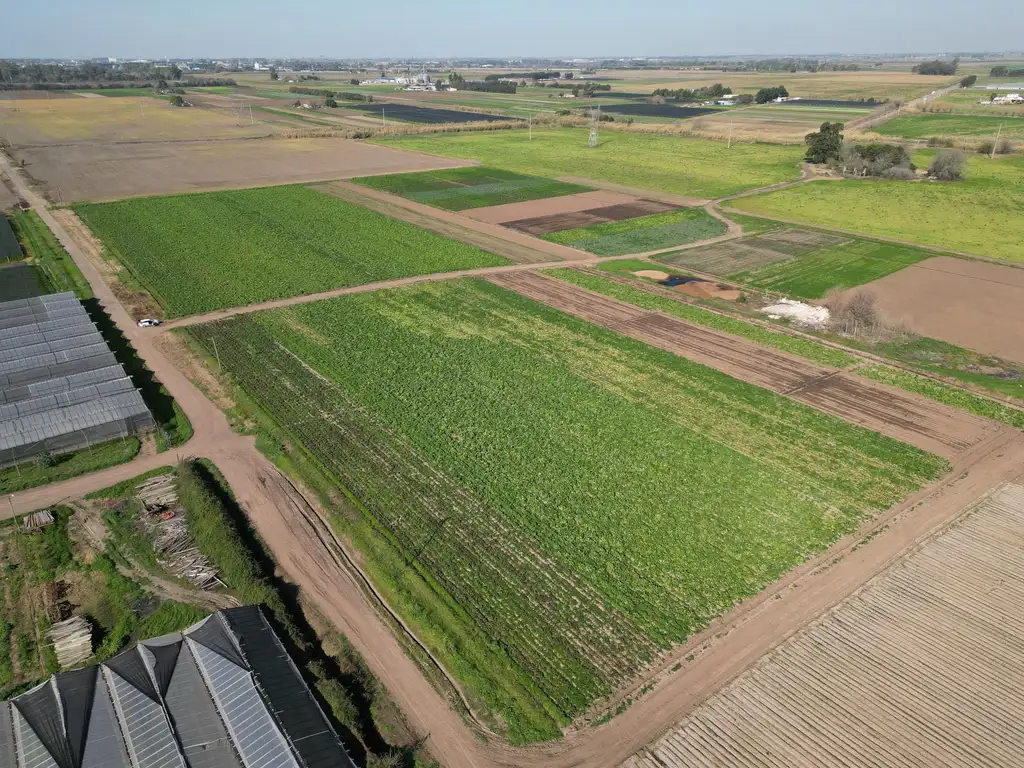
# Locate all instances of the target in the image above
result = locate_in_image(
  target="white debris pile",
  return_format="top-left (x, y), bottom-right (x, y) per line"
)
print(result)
top-left (760, 298), bottom-right (830, 329)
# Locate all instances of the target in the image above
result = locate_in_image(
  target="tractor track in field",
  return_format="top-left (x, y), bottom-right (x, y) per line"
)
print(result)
top-left (5, 147), bottom-right (1024, 767)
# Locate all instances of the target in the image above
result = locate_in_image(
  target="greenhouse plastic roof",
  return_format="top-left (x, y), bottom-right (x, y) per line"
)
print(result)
top-left (1, 607), bottom-right (355, 768)
top-left (0, 293), bottom-right (153, 454)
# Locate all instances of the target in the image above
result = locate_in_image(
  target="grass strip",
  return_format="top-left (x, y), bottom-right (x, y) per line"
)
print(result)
top-left (858, 366), bottom-right (1024, 429)
top-left (545, 268), bottom-right (856, 368)
top-left (0, 438), bottom-right (140, 495)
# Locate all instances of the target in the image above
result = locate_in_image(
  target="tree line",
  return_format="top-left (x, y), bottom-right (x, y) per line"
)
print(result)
top-left (484, 71), bottom-right (562, 81)
top-left (0, 77), bottom-right (236, 92)
top-left (990, 66), bottom-right (1024, 78)
top-left (652, 83), bottom-right (732, 101)
top-left (804, 121), bottom-right (966, 180)
top-left (288, 86), bottom-right (373, 102)
top-left (755, 85), bottom-right (789, 103)
top-left (912, 58), bottom-right (959, 75)
top-left (447, 73), bottom-right (516, 93)
top-left (0, 60), bottom-right (185, 84)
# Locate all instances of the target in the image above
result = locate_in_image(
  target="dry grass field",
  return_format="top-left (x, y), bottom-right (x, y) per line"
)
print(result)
top-left (17, 138), bottom-right (474, 201)
top-left (623, 480), bottom-right (1024, 768)
top-left (0, 96), bottom-right (275, 145)
top-left (597, 69), bottom-right (956, 101)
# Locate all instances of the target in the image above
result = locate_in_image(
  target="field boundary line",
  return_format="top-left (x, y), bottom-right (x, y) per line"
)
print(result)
top-left (269, 466), bottom-right (497, 737)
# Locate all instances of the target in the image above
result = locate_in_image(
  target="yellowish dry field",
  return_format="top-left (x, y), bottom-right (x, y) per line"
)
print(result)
top-left (623, 480), bottom-right (1024, 768)
top-left (0, 96), bottom-right (275, 145)
top-left (601, 69), bottom-right (956, 101)
top-left (18, 137), bottom-right (474, 201)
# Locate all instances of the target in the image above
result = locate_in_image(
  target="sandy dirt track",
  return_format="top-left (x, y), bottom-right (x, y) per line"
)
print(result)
top-left (4, 150), bottom-right (1024, 768)
top-left (865, 256), bottom-right (1024, 365)
top-left (15, 138), bottom-right (476, 202)
top-left (487, 271), bottom-right (996, 460)
top-left (624, 479), bottom-right (1024, 768)
top-left (462, 190), bottom-right (642, 223)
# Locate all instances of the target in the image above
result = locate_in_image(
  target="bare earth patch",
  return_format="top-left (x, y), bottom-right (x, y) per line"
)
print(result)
top-left (15, 138), bottom-right (476, 202)
top-left (462, 190), bottom-right (641, 224)
top-left (863, 256), bottom-right (1024, 364)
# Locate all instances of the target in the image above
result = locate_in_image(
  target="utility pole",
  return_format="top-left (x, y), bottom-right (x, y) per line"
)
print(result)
top-left (728, 121), bottom-right (733, 149)
top-left (249, 103), bottom-right (254, 125)
top-left (382, 107), bottom-right (386, 127)
top-left (991, 124), bottom-right (1002, 160)
top-left (529, 115), bottom-right (532, 140)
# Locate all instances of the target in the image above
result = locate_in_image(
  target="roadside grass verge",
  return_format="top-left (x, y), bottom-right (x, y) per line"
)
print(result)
top-left (0, 438), bottom-right (140, 495)
top-left (731, 152), bottom-right (1024, 262)
top-left (374, 129), bottom-right (805, 199)
top-left (541, 209), bottom-right (727, 256)
top-left (858, 366), bottom-right (1024, 429)
top-left (352, 166), bottom-right (592, 211)
top-left (74, 185), bottom-right (510, 316)
top-left (545, 268), bottom-right (856, 368)
top-left (9, 210), bottom-right (94, 297)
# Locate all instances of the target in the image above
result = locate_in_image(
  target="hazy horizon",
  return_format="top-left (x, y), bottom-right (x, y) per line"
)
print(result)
top-left (4, 0), bottom-right (1023, 60)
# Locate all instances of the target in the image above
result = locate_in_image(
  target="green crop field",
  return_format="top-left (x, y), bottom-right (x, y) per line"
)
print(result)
top-left (352, 166), bottom-right (592, 210)
top-left (541, 209), bottom-right (726, 255)
top-left (736, 240), bottom-right (933, 298)
top-left (187, 278), bottom-right (944, 742)
top-left (375, 129), bottom-right (804, 199)
top-left (74, 186), bottom-right (509, 316)
top-left (875, 113), bottom-right (1024, 139)
top-left (731, 152), bottom-right (1024, 262)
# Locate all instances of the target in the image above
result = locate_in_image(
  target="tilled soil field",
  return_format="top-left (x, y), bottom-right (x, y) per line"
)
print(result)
top-left (462, 190), bottom-right (641, 224)
top-left (863, 256), bottom-right (1024, 365)
top-left (16, 138), bottom-right (475, 202)
top-left (623, 479), bottom-right (1024, 768)
top-left (487, 272), bottom-right (996, 459)
top-left (507, 199), bottom-right (678, 235)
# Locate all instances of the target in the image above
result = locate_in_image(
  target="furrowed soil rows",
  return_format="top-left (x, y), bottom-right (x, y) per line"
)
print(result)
top-left (623, 481), bottom-right (1024, 768)
top-left (187, 277), bottom-right (946, 742)
top-left (507, 200), bottom-right (678, 236)
top-left (488, 272), bottom-right (995, 458)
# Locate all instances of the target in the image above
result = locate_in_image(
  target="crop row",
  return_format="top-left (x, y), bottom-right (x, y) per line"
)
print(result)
top-left (188, 278), bottom-right (945, 740)
top-left (73, 185), bottom-right (509, 317)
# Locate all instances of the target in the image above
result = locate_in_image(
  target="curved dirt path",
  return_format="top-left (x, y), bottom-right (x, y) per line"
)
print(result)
top-left (4, 150), bottom-right (1022, 768)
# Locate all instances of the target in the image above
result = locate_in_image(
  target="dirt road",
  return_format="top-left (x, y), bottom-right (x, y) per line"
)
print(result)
top-left (3, 149), bottom-right (1022, 768)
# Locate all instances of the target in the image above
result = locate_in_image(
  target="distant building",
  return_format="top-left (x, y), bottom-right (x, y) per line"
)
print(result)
top-left (0, 606), bottom-right (356, 768)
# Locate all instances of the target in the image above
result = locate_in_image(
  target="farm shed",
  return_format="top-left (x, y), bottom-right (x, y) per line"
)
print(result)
top-left (0, 606), bottom-right (356, 768)
top-left (0, 292), bottom-right (154, 467)
top-left (0, 215), bottom-right (21, 262)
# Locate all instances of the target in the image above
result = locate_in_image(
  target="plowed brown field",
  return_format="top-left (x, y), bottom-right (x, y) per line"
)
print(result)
top-left (486, 272), bottom-right (996, 459)
top-left (623, 480), bottom-right (1024, 768)
top-left (864, 256), bottom-right (1024, 364)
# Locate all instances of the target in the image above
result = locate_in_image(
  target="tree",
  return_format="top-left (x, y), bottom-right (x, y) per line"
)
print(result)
top-left (755, 85), bottom-right (789, 104)
top-left (269, 67), bottom-right (278, 81)
top-left (804, 121), bottom-right (844, 163)
top-left (169, 95), bottom-right (185, 107)
top-left (324, 96), bottom-right (337, 108)
top-left (912, 58), bottom-right (958, 75)
top-left (735, 93), bottom-right (754, 104)
top-left (157, 79), bottom-right (168, 90)
top-left (349, 78), bottom-right (360, 85)
top-left (960, 75), bottom-right (977, 88)
top-left (928, 150), bottom-right (966, 181)
top-left (169, 65), bottom-right (182, 80)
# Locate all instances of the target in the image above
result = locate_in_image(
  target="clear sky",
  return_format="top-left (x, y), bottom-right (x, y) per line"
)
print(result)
top-left (3, 0), bottom-right (1023, 59)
